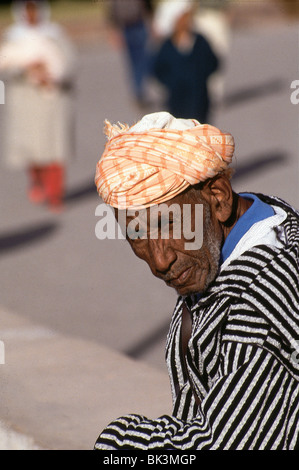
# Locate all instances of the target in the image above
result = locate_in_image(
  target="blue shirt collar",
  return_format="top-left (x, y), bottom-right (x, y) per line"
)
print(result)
top-left (189, 193), bottom-right (275, 305)
top-left (220, 193), bottom-right (274, 264)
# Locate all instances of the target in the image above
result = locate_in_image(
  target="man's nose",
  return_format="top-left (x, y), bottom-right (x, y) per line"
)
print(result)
top-left (148, 239), bottom-right (177, 275)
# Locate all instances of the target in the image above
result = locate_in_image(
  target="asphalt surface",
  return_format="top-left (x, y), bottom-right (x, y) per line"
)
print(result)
top-left (0, 19), bottom-right (298, 449)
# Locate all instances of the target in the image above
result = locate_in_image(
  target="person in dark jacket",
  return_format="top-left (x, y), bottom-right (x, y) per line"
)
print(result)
top-left (152, 1), bottom-right (218, 123)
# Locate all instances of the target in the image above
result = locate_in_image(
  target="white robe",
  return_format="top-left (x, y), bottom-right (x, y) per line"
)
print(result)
top-left (0, 3), bottom-right (76, 169)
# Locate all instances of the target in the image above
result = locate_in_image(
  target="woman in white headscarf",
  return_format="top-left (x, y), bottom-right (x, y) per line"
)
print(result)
top-left (0, 0), bottom-right (76, 212)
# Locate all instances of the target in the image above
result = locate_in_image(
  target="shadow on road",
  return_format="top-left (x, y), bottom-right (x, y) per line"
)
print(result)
top-left (124, 318), bottom-right (170, 360)
top-left (0, 222), bottom-right (59, 254)
top-left (64, 179), bottom-right (98, 203)
top-left (223, 78), bottom-right (286, 108)
top-left (232, 151), bottom-right (287, 181)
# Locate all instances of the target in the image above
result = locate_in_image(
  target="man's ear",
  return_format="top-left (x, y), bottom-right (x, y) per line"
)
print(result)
top-left (201, 175), bottom-right (234, 224)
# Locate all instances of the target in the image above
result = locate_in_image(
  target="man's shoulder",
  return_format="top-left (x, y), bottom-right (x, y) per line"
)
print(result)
top-left (255, 193), bottom-right (299, 219)
top-left (254, 193), bottom-right (299, 247)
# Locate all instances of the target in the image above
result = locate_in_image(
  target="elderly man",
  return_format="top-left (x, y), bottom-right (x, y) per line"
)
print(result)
top-left (94, 112), bottom-right (299, 450)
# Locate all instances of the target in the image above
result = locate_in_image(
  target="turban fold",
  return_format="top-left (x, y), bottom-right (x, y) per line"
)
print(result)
top-left (95, 112), bottom-right (234, 209)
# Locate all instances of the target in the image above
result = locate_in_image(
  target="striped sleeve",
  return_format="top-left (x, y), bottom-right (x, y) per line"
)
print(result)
top-left (94, 344), bottom-right (299, 450)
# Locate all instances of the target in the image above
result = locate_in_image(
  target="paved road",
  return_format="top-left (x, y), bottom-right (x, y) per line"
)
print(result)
top-left (0, 21), bottom-right (298, 374)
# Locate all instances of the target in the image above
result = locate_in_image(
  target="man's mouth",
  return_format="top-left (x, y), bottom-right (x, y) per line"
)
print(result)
top-left (166, 266), bottom-right (193, 288)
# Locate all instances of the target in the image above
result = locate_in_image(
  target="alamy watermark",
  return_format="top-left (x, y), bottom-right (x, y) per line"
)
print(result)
top-left (0, 80), bottom-right (4, 104)
top-left (0, 340), bottom-right (5, 365)
top-left (95, 202), bottom-right (204, 250)
top-left (290, 80), bottom-right (299, 104)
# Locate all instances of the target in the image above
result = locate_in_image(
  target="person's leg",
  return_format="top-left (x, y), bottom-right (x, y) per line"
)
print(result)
top-left (123, 22), bottom-right (149, 102)
top-left (43, 163), bottom-right (65, 212)
top-left (28, 165), bottom-right (46, 203)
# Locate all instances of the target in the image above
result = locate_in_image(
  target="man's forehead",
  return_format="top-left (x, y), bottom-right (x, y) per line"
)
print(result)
top-left (123, 195), bottom-right (187, 218)
top-left (115, 188), bottom-right (203, 220)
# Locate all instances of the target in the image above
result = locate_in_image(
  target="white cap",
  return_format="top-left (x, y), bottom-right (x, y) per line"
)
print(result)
top-left (153, 0), bottom-right (194, 38)
top-left (129, 111), bottom-right (199, 133)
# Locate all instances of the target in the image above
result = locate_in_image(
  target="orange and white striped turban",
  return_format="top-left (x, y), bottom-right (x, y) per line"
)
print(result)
top-left (95, 112), bottom-right (235, 209)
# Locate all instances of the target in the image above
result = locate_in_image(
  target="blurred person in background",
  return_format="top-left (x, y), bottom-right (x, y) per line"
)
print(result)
top-left (0, 0), bottom-right (76, 212)
top-left (152, 0), bottom-right (219, 123)
top-left (105, 0), bottom-right (154, 107)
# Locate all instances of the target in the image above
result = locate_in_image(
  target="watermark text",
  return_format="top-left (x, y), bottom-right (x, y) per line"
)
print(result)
top-left (95, 202), bottom-right (204, 250)
top-left (290, 80), bottom-right (299, 104)
top-left (0, 80), bottom-right (4, 104)
top-left (0, 340), bottom-right (5, 365)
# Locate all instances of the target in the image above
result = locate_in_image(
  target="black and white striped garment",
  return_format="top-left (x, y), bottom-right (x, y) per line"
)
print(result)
top-left (95, 195), bottom-right (299, 450)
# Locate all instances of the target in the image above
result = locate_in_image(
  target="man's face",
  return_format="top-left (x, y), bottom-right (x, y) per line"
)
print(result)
top-left (124, 189), bottom-right (224, 296)
top-left (25, 2), bottom-right (39, 26)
